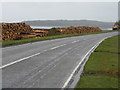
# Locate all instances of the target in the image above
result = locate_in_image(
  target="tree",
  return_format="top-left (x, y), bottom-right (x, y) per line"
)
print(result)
top-left (115, 20), bottom-right (120, 26)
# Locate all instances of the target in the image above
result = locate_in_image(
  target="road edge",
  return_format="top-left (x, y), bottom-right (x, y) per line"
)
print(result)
top-left (62, 36), bottom-right (112, 89)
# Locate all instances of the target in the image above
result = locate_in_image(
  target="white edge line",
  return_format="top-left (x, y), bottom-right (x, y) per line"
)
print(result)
top-left (62, 37), bottom-right (108, 88)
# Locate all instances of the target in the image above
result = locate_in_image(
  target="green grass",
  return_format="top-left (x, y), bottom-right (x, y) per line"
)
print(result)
top-left (76, 75), bottom-right (118, 88)
top-left (76, 35), bottom-right (119, 88)
top-left (1, 30), bottom-right (118, 47)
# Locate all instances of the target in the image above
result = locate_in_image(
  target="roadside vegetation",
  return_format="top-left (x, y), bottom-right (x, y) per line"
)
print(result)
top-left (115, 20), bottom-right (120, 26)
top-left (76, 35), bottom-right (119, 88)
top-left (1, 30), bottom-right (118, 47)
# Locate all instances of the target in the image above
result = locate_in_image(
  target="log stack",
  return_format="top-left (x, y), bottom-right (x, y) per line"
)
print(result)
top-left (0, 27), bottom-right (2, 41)
top-left (57, 26), bottom-right (102, 35)
top-left (0, 23), bottom-right (102, 41)
top-left (0, 23), bottom-right (32, 41)
top-left (32, 29), bottom-right (49, 37)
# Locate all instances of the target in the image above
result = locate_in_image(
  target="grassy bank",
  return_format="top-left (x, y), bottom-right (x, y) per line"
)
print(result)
top-left (76, 35), bottom-right (119, 88)
top-left (1, 30), bottom-right (118, 47)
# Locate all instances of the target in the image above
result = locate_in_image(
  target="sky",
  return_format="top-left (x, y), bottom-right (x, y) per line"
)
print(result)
top-left (0, 0), bottom-right (119, 22)
top-left (118, 2), bottom-right (120, 20)
top-left (0, 0), bottom-right (119, 2)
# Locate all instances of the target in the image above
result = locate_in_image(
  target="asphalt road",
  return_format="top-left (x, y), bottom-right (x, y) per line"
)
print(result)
top-left (2, 32), bottom-right (118, 88)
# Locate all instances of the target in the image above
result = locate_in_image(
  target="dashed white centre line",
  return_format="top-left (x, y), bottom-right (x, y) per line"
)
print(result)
top-left (0, 52), bottom-right (41, 69)
top-left (72, 41), bottom-right (76, 43)
top-left (51, 46), bottom-right (60, 50)
top-left (51, 44), bottom-right (66, 50)
top-left (1, 44), bottom-right (67, 69)
top-left (43, 50), bottom-right (47, 52)
top-left (72, 40), bottom-right (80, 43)
top-left (72, 41), bottom-right (77, 43)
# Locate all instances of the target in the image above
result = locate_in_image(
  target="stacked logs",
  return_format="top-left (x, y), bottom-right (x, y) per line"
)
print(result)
top-left (32, 29), bottom-right (49, 37)
top-left (0, 23), bottom-right (32, 41)
top-left (20, 29), bottom-right (50, 39)
top-left (0, 23), bottom-right (102, 41)
top-left (57, 26), bottom-right (102, 35)
top-left (0, 25), bottom-right (2, 41)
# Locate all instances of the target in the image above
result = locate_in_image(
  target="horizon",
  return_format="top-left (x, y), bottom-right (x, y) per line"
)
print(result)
top-left (0, 19), bottom-right (116, 23)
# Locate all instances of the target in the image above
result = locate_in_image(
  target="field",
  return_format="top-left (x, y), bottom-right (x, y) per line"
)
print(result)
top-left (76, 35), bottom-right (119, 88)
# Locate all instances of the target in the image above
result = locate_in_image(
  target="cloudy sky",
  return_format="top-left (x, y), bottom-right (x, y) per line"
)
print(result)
top-left (0, 0), bottom-right (119, 22)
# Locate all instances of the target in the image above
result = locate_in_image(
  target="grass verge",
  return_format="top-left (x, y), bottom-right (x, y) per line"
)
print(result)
top-left (1, 30), bottom-right (118, 47)
top-left (75, 35), bottom-right (119, 88)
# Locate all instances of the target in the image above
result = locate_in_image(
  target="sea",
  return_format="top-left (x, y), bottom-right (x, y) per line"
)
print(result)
top-left (100, 27), bottom-right (112, 30)
top-left (31, 26), bottom-right (112, 30)
top-left (30, 26), bottom-right (64, 29)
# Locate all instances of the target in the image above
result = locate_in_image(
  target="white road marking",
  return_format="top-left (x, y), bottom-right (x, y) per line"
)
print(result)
top-left (0, 52), bottom-right (41, 69)
top-left (43, 50), bottom-right (47, 52)
top-left (1, 43), bottom-right (67, 69)
top-left (72, 41), bottom-right (78, 43)
top-left (1, 43), bottom-right (68, 85)
top-left (62, 37), bottom-right (108, 88)
top-left (72, 41), bottom-right (76, 43)
top-left (51, 46), bottom-right (60, 50)
top-left (24, 43), bottom-right (70, 84)
top-left (51, 44), bottom-right (66, 50)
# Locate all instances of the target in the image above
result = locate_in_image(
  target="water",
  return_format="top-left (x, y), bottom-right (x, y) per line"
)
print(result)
top-left (100, 28), bottom-right (112, 30)
top-left (31, 26), bottom-right (113, 30)
top-left (30, 26), bottom-right (63, 29)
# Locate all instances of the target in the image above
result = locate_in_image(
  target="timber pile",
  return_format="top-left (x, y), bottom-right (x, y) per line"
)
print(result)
top-left (57, 26), bottom-right (102, 34)
top-left (32, 29), bottom-right (49, 37)
top-left (0, 24), bottom-right (2, 41)
top-left (0, 29), bottom-right (2, 41)
top-left (0, 23), bottom-right (102, 41)
top-left (0, 23), bottom-right (32, 41)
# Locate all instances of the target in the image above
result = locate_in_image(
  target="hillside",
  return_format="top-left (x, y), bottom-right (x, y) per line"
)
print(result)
top-left (24, 20), bottom-right (114, 28)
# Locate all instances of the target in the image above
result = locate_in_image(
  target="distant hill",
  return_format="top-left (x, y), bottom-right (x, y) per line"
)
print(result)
top-left (24, 20), bottom-right (114, 29)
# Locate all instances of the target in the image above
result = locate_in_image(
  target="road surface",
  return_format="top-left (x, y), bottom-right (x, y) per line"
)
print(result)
top-left (1, 32), bottom-right (118, 88)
